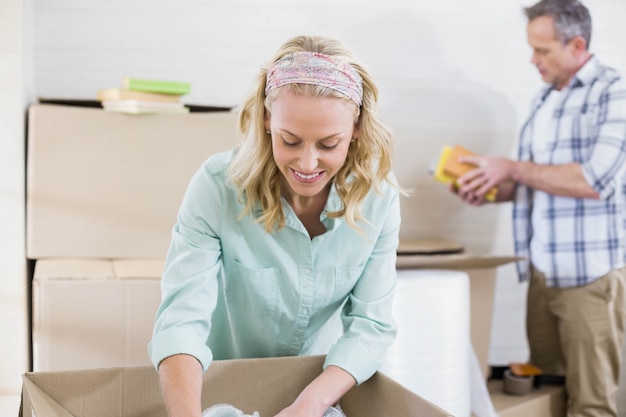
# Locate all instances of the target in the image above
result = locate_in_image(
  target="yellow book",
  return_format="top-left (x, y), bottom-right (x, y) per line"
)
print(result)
top-left (432, 145), bottom-right (497, 201)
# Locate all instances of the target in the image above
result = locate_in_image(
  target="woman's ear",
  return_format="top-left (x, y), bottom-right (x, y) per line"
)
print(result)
top-left (264, 111), bottom-right (271, 132)
top-left (352, 123), bottom-right (360, 141)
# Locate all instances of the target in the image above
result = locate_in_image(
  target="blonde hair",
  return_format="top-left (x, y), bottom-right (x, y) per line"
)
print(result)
top-left (228, 35), bottom-right (400, 233)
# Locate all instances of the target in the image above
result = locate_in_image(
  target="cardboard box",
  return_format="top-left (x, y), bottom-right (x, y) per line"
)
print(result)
top-left (20, 355), bottom-right (453, 417)
top-left (488, 380), bottom-right (566, 417)
top-left (32, 258), bottom-right (164, 371)
top-left (397, 240), bottom-right (520, 379)
top-left (26, 104), bottom-right (239, 259)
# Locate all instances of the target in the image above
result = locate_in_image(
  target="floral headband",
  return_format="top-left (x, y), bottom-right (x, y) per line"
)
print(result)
top-left (265, 51), bottom-right (363, 106)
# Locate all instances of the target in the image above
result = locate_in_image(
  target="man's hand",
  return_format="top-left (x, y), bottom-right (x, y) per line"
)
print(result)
top-left (454, 155), bottom-right (516, 205)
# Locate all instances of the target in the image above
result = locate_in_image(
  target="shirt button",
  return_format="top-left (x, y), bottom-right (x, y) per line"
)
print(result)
top-left (303, 308), bottom-right (309, 315)
top-left (304, 268), bottom-right (312, 276)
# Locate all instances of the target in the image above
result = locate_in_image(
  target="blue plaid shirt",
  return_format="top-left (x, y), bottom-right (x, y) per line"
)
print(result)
top-left (513, 57), bottom-right (626, 287)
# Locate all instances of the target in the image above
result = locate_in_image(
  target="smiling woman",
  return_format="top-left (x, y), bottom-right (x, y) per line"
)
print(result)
top-left (148, 35), bottom-right (406, 417)
top-left (267, 90), bottom-right (355, 228)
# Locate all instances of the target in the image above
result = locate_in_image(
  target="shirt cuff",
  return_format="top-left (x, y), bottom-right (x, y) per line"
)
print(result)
top-left (148, 326), bottom-right (213, 372)
top-left (581, 161), bottom-right (615, 199)
top-left (323, 340), bottom-right (381, 385)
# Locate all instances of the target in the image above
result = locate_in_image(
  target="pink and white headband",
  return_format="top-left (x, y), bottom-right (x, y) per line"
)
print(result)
top-left (265, 51), bottom-right (363, 106)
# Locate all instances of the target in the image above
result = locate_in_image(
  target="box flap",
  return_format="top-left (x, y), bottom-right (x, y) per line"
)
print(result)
top-left (112, 259), bottom-right (165, 280)
top-left (22, 377), bottom-right (76, 417)
top-left (21, 366), bottom-right (165, 417)
top-left (33, 259), bottom-right (115, 280)
top-left (21, 356), bottom-right (452, 417)
top-left (397, 253), bottom-right (521, 269)
top-left (345, 371), bottom-right (454, 417)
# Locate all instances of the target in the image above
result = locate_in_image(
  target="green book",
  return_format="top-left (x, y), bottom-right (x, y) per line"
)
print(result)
top-left (122, 77), bottom-right (191, 95)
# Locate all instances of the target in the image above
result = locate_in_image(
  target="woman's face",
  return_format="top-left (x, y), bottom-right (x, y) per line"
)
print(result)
top-left (265, 88), bottom-right (358, 203)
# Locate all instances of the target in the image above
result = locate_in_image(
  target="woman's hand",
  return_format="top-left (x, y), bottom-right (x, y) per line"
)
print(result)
top-left (273, 400), bottom-right (324, 417)
top-left (272, 365), bottom-right (355, 417)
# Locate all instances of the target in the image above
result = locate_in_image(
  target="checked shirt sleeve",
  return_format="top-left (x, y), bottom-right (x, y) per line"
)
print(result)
top-left (581, 78), bottom-right (626, 199)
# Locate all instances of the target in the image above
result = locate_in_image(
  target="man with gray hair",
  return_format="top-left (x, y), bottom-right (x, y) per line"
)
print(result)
top-left (452, 0), bottom-right (626, 415)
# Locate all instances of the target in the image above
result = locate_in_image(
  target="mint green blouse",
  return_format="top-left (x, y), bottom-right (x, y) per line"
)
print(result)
top-left (148, 150), bottom-right (400, 384)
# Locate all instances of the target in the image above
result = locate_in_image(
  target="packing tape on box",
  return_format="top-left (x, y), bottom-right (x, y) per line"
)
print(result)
top-left (503, 369), bottom-right (534, 395)
top-left (379, 269), bottom-right (472, 417)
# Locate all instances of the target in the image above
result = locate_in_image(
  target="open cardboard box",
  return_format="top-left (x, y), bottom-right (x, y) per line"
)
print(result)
top-left (21, 355), bottom-right (453, 417)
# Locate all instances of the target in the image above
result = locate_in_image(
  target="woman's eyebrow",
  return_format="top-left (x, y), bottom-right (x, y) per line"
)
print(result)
top-left (279, 129), bottom-right (345, 141)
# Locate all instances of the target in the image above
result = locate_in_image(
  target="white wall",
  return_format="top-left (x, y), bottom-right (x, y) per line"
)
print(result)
top-left (19, 0), bottom-right (626, 382)
top-left (0, 0), bottom-right (28, 412)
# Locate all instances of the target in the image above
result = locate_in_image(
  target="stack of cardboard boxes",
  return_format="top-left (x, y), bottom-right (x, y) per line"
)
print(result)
top-left (27, 104), bottom-right (238, 373)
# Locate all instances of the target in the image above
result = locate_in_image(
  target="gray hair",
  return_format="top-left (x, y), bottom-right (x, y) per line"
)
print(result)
top-left (524, 0), bottom-right (591, 48)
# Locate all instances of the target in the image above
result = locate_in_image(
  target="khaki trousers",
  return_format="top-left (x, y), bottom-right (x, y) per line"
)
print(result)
top-left (527, 265), bottom-right (626, 417)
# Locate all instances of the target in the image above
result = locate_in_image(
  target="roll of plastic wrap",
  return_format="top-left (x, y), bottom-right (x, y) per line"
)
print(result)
top-left (380, 269), bottom-right (471, 417)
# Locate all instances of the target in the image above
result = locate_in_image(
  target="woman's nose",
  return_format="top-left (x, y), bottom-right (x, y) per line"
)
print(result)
top-left (299, 146), bottom-right (318, 172)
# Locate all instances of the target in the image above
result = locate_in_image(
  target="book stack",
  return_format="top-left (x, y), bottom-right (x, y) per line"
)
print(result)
top-left (430, 144), bottom-right (498, 201)
top-left (98, 77), bottom-right (191, 114)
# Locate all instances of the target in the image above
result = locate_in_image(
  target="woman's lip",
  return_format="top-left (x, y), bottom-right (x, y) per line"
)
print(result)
top-left (291, 168), bottom-right (324, 182)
